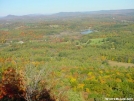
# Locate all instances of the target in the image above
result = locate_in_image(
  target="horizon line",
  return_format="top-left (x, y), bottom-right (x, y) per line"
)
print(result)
top-left (0, 8), bottom-right (134, 17)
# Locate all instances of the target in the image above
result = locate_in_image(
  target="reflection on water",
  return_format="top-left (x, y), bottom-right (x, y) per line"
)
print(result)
top-left (81, 29), bottom-right (93, 34)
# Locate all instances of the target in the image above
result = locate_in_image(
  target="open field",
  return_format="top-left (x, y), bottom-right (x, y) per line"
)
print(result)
top-left (90, 38), bottom-right (105, 45)
top-left (108, 60), bottom-right (134, 68)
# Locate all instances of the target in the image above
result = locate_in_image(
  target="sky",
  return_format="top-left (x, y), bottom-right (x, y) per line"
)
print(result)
top-left (0, 0), bottom-right (134, 16)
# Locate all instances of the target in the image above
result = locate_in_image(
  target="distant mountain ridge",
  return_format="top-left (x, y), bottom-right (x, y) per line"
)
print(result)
top-left (1, 9), bottom-right (134, 18)
top-left (0, 9), bottom-right (134, 21)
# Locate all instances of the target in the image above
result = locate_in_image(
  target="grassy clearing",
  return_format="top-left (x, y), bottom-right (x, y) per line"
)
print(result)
top-left (90, 38), bottom-right (105, 45)
top-left (108, 60), bottom-right (134, 68)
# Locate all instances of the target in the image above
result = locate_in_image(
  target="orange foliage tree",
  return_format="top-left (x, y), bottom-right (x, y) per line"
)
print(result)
top-left (0, 67), bottom-right (26, 100)
top-left (0, 67), bottom-right (56, 101)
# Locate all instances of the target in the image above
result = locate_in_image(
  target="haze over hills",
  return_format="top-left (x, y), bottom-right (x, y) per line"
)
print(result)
top-left (0, 9), bottom-right (134, 22)
top-left (55, 9), bottom-right (134, 15)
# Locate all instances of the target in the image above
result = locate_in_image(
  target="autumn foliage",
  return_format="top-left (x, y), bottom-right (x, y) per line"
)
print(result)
top-left (0, 67), bottom-right (26, 100)
top-left (0, 67), bottom-right (56, 101)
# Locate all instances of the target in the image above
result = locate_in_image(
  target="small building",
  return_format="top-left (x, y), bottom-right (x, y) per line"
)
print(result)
top-left (18, 41), bottom-right (24, 44)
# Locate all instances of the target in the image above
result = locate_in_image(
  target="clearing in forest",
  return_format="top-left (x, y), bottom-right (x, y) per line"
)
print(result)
top-left (108, 60), bottom-right (134, 68)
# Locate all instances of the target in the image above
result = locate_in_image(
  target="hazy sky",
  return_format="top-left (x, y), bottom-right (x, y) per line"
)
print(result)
top-left (0, 0), bottom-right (134, 16)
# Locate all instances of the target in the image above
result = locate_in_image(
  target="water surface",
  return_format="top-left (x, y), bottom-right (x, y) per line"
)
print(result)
top-left (81, 29), bottom-right (93, 34)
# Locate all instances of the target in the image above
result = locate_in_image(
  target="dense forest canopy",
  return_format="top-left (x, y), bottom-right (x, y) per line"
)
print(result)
top-left (0, 9), bottom-right (134, 101)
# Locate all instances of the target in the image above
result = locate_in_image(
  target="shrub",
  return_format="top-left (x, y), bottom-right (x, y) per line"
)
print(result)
top-left (0, 67), bottom-right (56, 101)
top-left (0, 67), bottom-right (26, 100)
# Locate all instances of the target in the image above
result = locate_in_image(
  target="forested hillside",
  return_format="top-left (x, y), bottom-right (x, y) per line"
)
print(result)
top-left (0, 10), bottom-right (134, 101)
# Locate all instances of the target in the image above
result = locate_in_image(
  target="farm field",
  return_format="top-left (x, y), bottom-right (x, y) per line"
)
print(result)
top-left (0, 9), bottom-right (134, 101)
top-left (108, 60), bottom-right (134, 68)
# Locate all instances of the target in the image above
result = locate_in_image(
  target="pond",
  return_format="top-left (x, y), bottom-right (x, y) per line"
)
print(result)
top-left (81, 29), bottom-right (93, 34)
